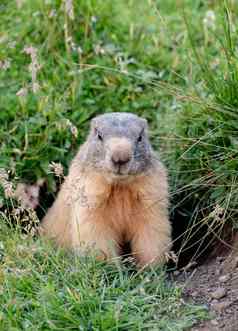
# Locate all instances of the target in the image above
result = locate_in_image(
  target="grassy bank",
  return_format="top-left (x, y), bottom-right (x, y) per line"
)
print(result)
top-left (1, 0), bottom-right (238, 329)
top-left (0, 222), bottom-right (208, 330)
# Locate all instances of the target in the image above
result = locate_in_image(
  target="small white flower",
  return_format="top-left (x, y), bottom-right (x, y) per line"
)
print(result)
top-left (16, 87), bottom-right (28, 97)
top-left (70, 125), bottom-right (78, 138)
top-left (65, 119), bottom-right (78, 138)
top-left (65, 0), bottom-right (74, 20)
top-left (49, 9), bottom-right (57, 18)
top-left (209, 204), bottom-right (224, 221)
top-left (77, 46), bottom-right (83, 55)
top-left (24, 46), bottom-right (41, 93)
top-left (203, 10), bottom-right (216, 30)
top-left (66, 36), bottom-right (72, 43)
top-left (49, 162), bottom-right (64, 177)
top-left (70, 41), bottom-right (77, 51)
top-left (91, 16), bottom-right (97, 24)
top-left (0, 59), bottom-right (11, 70)
top-left (3, 181), bottom-right (14, 198)
top-left (94, 44), bottom-right (105, 55)
top-left (32, 82), bottom-right (40, 93)
top-left (23, 46), bottom-right (37, 56)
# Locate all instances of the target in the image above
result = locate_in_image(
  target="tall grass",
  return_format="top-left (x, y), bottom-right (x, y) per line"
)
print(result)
top-left (163, 0), bottom-right (238, 262)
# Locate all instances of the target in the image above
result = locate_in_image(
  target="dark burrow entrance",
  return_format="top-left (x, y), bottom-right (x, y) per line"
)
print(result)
top-left (169, 192), bottom-right (235, 270)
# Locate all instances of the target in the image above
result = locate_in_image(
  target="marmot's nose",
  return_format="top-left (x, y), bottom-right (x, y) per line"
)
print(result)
top-left (111, 151), bottom-right (131, 166)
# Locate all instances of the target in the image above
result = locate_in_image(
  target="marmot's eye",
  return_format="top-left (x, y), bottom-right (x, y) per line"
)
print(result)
top-left (96, 130), bottom-right (103, 141)
top-left (137, 130), bottom-right (144, 143)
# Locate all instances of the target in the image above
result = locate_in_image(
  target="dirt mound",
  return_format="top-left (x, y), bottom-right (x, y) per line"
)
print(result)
top-left (173, 253), bottom-right (238, 331)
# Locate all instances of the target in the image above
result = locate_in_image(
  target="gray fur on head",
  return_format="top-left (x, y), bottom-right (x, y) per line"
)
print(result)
top-left (78, 112), bottom-right (154, 181)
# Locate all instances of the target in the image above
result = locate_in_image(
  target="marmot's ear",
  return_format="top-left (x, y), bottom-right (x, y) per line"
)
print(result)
top-left (90, 117), bottom-right (98, 129)
top-left (141, 118), bottom-right (148, 130)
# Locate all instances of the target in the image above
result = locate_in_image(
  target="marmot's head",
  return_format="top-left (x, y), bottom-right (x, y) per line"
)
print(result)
top-left (84, 112), bottom-right (153, 182)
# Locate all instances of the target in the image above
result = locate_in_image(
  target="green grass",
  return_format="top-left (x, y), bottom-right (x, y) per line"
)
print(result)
top-left (1, 0), bottom-right (238, 329)
top-left (0, 223), bottom-right (208, 330)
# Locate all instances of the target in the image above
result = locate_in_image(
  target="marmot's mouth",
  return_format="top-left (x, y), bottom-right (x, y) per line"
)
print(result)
top-left (113, 172), bottom-right (129, 178)
top-left (108, 171), bottom-right (132, 182)
top-left (111, 166), bottom-right (130, 176)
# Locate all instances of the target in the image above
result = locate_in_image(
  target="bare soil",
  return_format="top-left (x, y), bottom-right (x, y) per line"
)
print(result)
top-left (172, 253), bottom-right (238, 331)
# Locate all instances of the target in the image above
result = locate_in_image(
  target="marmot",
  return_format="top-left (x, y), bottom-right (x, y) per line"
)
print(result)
top-left (40, 112), bottom-right (171, 267)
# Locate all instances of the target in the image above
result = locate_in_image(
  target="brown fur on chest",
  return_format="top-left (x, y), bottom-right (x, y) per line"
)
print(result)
top-left (91, 182), bottom-right (146, 243)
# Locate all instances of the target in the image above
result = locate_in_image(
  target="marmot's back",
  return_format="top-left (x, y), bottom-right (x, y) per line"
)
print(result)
top-left (40, 112), bottom-right (171, 267)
